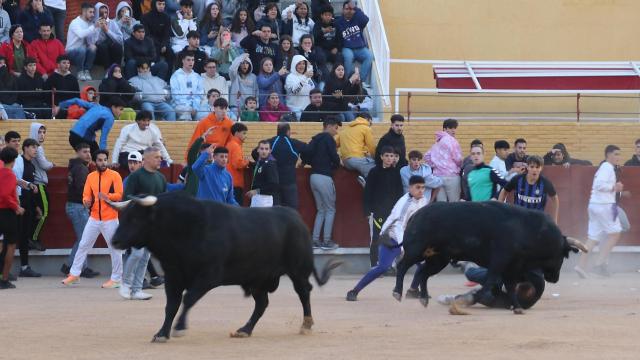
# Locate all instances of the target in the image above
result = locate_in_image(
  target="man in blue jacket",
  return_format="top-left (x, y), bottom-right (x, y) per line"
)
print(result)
top-left (57, 97), bottom-right (126, 159)
top-left (192, 145), bottom-right (238, 205)
top-left (335, 1), bottom-right (373, 87)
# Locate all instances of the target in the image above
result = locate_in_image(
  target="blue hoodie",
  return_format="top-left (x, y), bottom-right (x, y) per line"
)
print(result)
top-left (60, 98), bottom-right (115, 150)
top-left (335, 7), bottom-right (369, 49)
top-left (192, 152), bottom-right (238, 205)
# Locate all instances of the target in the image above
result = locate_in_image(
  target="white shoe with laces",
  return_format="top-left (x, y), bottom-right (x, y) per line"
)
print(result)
top-left (119, 284), bottom-right (132, 300)
top-left (131, 290), bottom-right (153, 300)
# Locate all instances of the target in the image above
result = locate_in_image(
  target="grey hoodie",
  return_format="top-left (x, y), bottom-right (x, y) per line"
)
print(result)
top-left (29, 122), bottom-right (54, 185)
top-left (229, 53), bottom-right (258, 109)
top-left (129, 71), bottom-right (169, 103)
top-left (92, 2), bottom-right (124, 45)
top-left (0, 8), bottom-right (10, 43)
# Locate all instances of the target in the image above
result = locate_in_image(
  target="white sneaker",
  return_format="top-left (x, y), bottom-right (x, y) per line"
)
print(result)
top-left (83, 70), bottom-right (92, 81)
top-left (130, 290), bottom-right (153, 300)
top-left (437, 294), bottom-right (455, 306)
top-left (574, 266), bottom-right (588, 279)
top-left (119, 284), bottom-right (132, 299)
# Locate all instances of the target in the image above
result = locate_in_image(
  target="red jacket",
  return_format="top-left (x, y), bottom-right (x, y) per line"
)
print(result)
top-left (0, 40), bottom-right (42, 75)
top-left (30, 38), bottom-right (65, 75)
top-left (0, 168), bottom-right (19, 211)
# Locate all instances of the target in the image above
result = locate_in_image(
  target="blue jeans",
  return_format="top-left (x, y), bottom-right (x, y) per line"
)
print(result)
top-left (65, 202), bottom-right (89, 269)
top-left (141, 102), bottom-right (177, 121)
top-left (465, 266), bottom-right (490, 284)
top-left (342, 47), bottom-right (372, 84)
top-left (67, 47), bottom-right (96, 72)
top-left (1, 103), bottom-right (25, 120)
top-left (124, 59), bottom-right (169, 80)
top-left (47, 6), bottom-right (67, 43)
top-left (123, 247), bottom-right (151, 292)
top-left (353, 240), bottom-right (401, 293)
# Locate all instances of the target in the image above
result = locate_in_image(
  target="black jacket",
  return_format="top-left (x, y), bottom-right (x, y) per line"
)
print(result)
top-left (43, 71), bottom-right (80, 105)
top-left (142, 0), bottom-right (172, 52)
top-left (625, 155), bottom-right (640, 167)
top-left (0, 66), bottom-right (18, 104)
top-left (253, 135), bottom-right (307, 186)
top-left (313, 18), bottom-right (341, 51)
top-left (99, 77), bottom-right (136, 106)
top-left (251, 158), bottom-right (280, 200)
top-left (67, 157), bottom-right (89, 204)
top-left (323, 74), bottom-right (360, 112)
top-left (300, 102), bottom-right (331, 122)
top-left (179, 46), bottom-right (208, 74)
top-left (124, 36), bottom-right (158, 63)
top-left (240, 35), bottom-right (278, 75)
top-left (363, 165), bottom-right (403, 218)
top-left (375, 129), bottom-right (407, 168)
top-left (301, 132), bottom-right (340, 177)
top-left (16, 72), bottom-right (46, 107)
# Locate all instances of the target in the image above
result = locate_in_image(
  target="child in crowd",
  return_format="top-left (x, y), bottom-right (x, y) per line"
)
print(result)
top-left (241, 96), bottom-right (259, 122)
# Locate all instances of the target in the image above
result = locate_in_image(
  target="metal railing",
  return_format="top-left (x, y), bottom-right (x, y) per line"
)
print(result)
top-left (360, 0), bottom-right (391, 107)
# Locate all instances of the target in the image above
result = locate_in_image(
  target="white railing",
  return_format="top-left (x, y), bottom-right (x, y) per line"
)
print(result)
top-left (360, 0), bottom-right (391, 106)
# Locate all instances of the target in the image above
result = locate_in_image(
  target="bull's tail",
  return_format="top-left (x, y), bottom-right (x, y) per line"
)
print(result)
top-left (313, 258), bottom-right (342, 286)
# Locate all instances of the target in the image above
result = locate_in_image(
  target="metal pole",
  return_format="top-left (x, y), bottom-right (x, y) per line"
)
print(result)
top-left (576, 93), bottom-right (581, 122)
top-left (51, 89), bottom-right (56, 119)
top-left (407, 91), bottom-right (412, 121)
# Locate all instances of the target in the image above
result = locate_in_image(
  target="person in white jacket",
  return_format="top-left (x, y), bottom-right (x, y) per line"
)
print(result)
top-left (346, 175), bottom-right (429, 301)
top-left (575, 145), bottom-right (624, 278)
top-left (65, 2), bottom-right (100, 80)
top-left (170, 51), bottom-right (204, 120)
top-left (92, 2), bottom-right (124, 71)
top-left (285, 54), bottom-right (315, 120)
top-left (170, 0), bottom-right (198, 53)
top-left (111, 111), bottom-right (173, 169)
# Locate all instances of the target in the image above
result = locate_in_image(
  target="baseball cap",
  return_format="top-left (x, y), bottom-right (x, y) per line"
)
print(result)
top-left (128, 151), bottom-right (143, 162)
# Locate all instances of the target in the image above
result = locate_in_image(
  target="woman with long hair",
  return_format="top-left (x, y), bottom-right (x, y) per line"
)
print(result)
top-left (282, 1), bottom-right (314, 47)
top-left (259, 92), bottom-right (289, 122)
top-left (230, 8), bottom-right (255, 47)
top-left (323, 62), bottom-right (361, 122)
top-left (0, 25), bottom-right (37, 76)
top-left (210, 27), bottom-right (243, 78)
top-left (275, 34), bottom-right (295, 74)
top-left (199, 2), bottom-right (223, 51)
top-left (257, 56), bottom-right (287, 108)
top-left (229, 53), bottom-right (258, 115)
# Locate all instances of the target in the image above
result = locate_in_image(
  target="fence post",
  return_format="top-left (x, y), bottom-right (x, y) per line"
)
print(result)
top-left (576, 93), bottom-right (581, 122)
top-left (407, 91), bottom-right (412, 121)
top-left (51, 88), bottom-right (56, 119)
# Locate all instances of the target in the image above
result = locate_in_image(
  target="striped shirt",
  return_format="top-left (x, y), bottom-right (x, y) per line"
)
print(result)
top-left (504, 174), bottom-right (556, 211)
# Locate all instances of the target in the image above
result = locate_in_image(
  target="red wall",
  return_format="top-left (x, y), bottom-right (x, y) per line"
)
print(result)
top-left (40, 166), bottom-right (639, 249)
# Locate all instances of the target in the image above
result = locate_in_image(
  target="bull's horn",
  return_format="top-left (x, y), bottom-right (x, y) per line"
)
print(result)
top-left (103, 198), bottom-right (132, 211)
top-left (567, 236), bottom-right (589, 253)
top-left (132, 195), bottom-right (158, 207)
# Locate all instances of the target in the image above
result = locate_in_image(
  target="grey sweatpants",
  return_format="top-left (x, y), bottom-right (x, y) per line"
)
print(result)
top-left (344, 157), bottom-right (376, 178)
top-left (310, 174), bottom-right (336, 242)
top-left (436, 176), bottom-right (461, 202)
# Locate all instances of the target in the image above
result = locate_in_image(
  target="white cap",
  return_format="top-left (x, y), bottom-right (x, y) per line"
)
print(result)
top-left (127, 151), bottom-right (143, 162)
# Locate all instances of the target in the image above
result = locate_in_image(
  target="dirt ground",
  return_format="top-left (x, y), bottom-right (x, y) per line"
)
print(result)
top-left (3, 272), bottom-right (640, 360)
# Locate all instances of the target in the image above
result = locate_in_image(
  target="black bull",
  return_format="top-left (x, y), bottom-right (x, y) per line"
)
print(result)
top-left (392, 201), bottom-right (587, 312)
top-left (104, 193), bottom-right (340, 342)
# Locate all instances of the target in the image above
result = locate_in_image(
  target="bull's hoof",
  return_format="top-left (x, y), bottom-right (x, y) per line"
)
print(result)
top-left (299, 327), bottom-right (313, 335)
top-left (172, 329), bottom-right (187, 337)
top-left (151, 335), bottom-right (169, 343)
top-left (392, 291), bottom-right (402, 302)
top-left (230, 330), bottom-right (251, 338)
top-left (419, 297), bottom-right (429, 308)
top-left (513, 308), bottom-right (525, 315)
top-left (302, 316), bottom-right (314, 329)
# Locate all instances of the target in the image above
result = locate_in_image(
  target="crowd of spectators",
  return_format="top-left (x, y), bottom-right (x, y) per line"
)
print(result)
top-left (0, 0), bottom-right (373, 122)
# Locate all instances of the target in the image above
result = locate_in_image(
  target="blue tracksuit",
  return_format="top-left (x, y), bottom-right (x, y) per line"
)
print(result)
top-left (60, 99), bottom-right (115, 150)
top-left (192, 152), bottom-right (238, 205)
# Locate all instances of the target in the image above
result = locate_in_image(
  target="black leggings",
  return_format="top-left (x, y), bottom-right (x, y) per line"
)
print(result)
top-left (69, 132), bottom-right (99, 160)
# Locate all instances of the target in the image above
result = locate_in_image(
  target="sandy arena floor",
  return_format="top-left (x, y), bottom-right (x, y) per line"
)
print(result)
top-left (3, 272), bottom-right (640, 359)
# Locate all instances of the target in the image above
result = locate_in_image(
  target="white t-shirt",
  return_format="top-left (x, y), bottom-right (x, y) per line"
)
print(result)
top-left (46, 0), bottom-right (66, 10)
top-left (589, 161), bottom-right (617, 204)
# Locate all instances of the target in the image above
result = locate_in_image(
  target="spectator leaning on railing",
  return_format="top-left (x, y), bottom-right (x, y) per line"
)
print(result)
top-left (300, 88), bottom-right (330, 122)
top-left (43, 55), bottom-right (80, 115)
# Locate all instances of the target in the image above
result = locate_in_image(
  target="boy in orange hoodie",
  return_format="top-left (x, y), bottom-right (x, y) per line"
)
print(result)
top-left (186, 98), bottom-right (234, 161)
top-left (226, 122), bottom-right (251, 205)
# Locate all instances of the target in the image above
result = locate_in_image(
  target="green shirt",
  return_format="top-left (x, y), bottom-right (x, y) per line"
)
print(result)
top-left (466, 164), bottom-right (506, 201)
top-left (124, 168), bottom-right (167, 198)
top-left (241, 109), bottom-right (259, 122)
top-left (13, 45), bottom-right (25, 73)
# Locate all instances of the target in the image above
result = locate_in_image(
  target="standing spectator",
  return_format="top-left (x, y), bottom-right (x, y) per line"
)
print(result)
top-left (60, 143), bottom-right (100, 279)
top-left (226, 122), bottom-right (250, 205)
top-left (424, 118), bottom-right (463, 202)
top-left (16, 57), bottom-right (48, 119)
top-left (115, 1), bottom-right (139, 41)
top-left (99, 64), bottom-right (136, 107)
top-left (275, 34), bottom-right (295, 73)
top-left (124, 24), bottom-right (169, 80)
top-left (66, 2), bottom-right (99, 81)
top-left (255, 2), bottom-right (283, 43)
top-left (210, 28), bottom-right (243, 78)
top-left (229, 53), bottom-right (258, 115)
top-left (230, 7), bottom-right (254, 47)
top-left (263, 122), bottom-right (307, 209)
top-left (199, 2), bottom-right (222, 53)
top-left (489, 140), bottom-right (512, 180)
top-left (247, 140), bottom-right (279, 207)
top-left (45, 0), bottom-right (66, 43)
top-left (400, 150), bottom-right (442, 195)
top-left (296, 34), bottom-right (326, 85)
top-left (62, 150), bottom-right (125, 288)
top-left (335, 1), bottom-right (372, 87)
top-left (460, 139), bottom-right (483, 202)
top-left (220, 0), bottom-right (242, 26)
top-left (543, 143), bottom-right (592, 167)
top-left (192, 145), bottom-right (238, 204)
top-left (259, 92), bottom-right (289, 122)
top-left (201, 59), bottom-right (229, 101)
top-left (323, 62), bottom-right (359, 122)
top-left (93, 2), bottom-right (125, 71)
top-left (505, 138), bottom-right (528, 172)
top-left (0, 56), bottom-right (25, 119)
top-left (362, 146), bottom-right (404, 267)
top-left (374, 114), bottom-right (407, 168)
top-left (58, 97), bottom-right (126, 157)
top-left (624, 138), bottom-right (640, 166)
top-left (187, 97), bottom-right (233, 156)
top-left (112, 110), bottom-right (173, 169)
top-left (575, 145), bottom-right (624, 278)
top-left (143, 0), bottom-right (174, 72)
top-left (170, 0), bottom-right (197, 53)
top-left (240, 96), bottom-right (259, 121)
top-left (18, 0), bottom-right (53, 42)
top-left (129, 60), bottom-right (176, 121)
top-left (43, 55), bottom-right (80, 111)
top-left (300, 89), bottom-right (330, 122)
top-left (257, 56), bottom-right (286, 108)
top-left (179, 30), bottom-right (208, 74)
top-left (240, 23), bottom-right (277, 74)
top-left (301, 116), bottom-right (342, 249)
top-left (0, 0), bottom-right (11, 43)
top-left (0, 146), bottom-right (24, 289)
top-left (313, 5), bottom-right (341, 64)
top-left (336, 112), bottom-right (376, 179)
top-left (30, 23), bottom-right (65, 77)
top-left (27, 123), bottom-right (53, 252)
top-left (0, 25), bottom-right (36, 76)
top-left (283, 1), bottom-right (314, 47)
top-left (464, 145), bottom-right (506, 202)
top-left (170, 51), bottom-right (204, 120)
top-left (285, 54), bottom-right (315, 119)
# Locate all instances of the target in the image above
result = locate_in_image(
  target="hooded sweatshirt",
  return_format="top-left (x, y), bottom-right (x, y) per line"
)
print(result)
top-left (186, 113), bottom-right (233, 160)
top-left (170, 66), bottom-right (204, 109)
top-left (375, 128), bottom-right (407, 168)
top-left (229, 53), bottom-right (258, 109)
top-left (363, 164), bottom-right (404, 218)
top-left (99, 64), bottom-right (136, 106)
top-left (257, 70), bottom-right (286, 108)
top-left (67, 86), bottom-right (98, 119)
top-left (335, 116), bottom-right (375, 159)
top-left (335, 7), bottom-right (368, 49)
top-left (424, 131), bottom-right (462, 177)
top-left (60, 98), bottom-right (115, 149)
top-left (29, 122), bottom-right (54, 185)
top-left (129, 71), bottom-right (169, 103)
top-left (0, 8), bottom-right (10, 43)
top-left (91, 2), bottom-right (124, 45)
top-left (285, 54), bottom-right (315, 112)
top-left (226, 135), bottom-right (249, 188)
top-left (115, 1), bottom-right (139, 41)
top-left (43, 69), bottom-right (81, 106)
top-left (192, 152), bottom-right (238, 205)
top-left (201, 71), bottom-right (229, 101)
top-left (123, 30), bottom-right (158, 63)
top-left (259, 101), bottom-right (289, 122)
top-left (301, 131), bottom-right (341, 177)
top-left (142, 0), bottom-right (172, 52)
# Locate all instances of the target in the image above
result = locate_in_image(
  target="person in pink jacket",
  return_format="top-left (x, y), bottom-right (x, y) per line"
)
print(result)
top-left (424, 118), bottom-right (463, 202)
top-left (259, 92), bottom-right (290, 122)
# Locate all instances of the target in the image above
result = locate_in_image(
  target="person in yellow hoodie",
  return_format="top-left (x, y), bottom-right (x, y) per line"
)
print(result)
top-left (335, 112), bottom-right (376, 182)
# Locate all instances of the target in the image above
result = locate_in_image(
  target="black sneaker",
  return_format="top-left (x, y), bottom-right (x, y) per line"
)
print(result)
top-left (28, 240), bottom-right (46, 251)
top-left (150, 276), bottom-right (164, 287)
top-left (321, 241), bottom-right (339, 250)
top-left (19, 266), bottom-right (42, 278)
top-left (346, 290), bottom-right (358, 301)
top-left (312, 240), bottom-right (322, 249)
top-left (592, 264), bottom-right (611, 277)
top-left (80, 268), bottom-right (100, 278)
top-left (60, 264), bottom-right (70, 275)
top-left (142, 279), bottom-right (152, 290)
top-left (0, 272), bottom-right (18, 281)
top-left (0, 280), bottom-right (16, 289)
